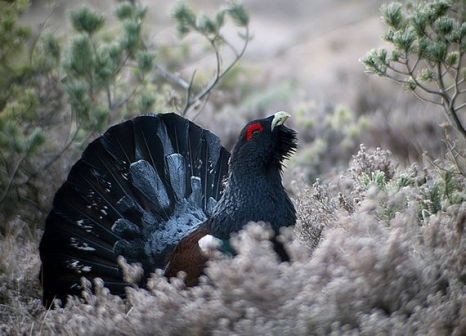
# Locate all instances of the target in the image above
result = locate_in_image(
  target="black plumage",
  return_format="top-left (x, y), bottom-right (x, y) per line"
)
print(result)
top-left (39, 112), bottom-right (297, 306)
top-left (208, 114), bottom-right (296, 238)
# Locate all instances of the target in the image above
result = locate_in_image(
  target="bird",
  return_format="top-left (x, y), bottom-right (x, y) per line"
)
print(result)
top-left (39, 111), bottom-right (297, 307)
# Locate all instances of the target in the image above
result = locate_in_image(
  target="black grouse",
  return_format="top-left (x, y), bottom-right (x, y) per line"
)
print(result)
top-left (39, 111), bottom-right (297, 306)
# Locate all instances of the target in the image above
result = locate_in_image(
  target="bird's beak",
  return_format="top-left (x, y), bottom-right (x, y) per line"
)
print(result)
top-left (271, 111), bottom-right (291, 130)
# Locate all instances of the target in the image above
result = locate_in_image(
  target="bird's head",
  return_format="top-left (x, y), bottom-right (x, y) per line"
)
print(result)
top-left (229, 111), bottom-right (297, 173)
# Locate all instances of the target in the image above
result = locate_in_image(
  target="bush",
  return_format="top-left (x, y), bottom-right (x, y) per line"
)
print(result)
top-left (2, 145), bottom-right (465, 335)
top-left (0, 0), bottom-right (250, 229)
top-left (362, 0), bottom-right (466, 141)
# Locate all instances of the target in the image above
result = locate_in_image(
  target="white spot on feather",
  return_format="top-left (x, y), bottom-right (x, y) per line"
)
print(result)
top-left (66, 259), bottom-right (92, 273)
top-left (198, 235), bottom-right (221, 256)
top-left (70, 283), bottom-right (81, 290)
top-left (70, 237), bottom-right (96, 251)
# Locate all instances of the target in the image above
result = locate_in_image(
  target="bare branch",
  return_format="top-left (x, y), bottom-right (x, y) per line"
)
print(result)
top-left (106, 86), bottom-right (112, 110)
top-left (111, 86), bottom-right (139, 111)
top-left (28, 4), bottom-right (58, 64)
top-left (0, 155), bottom-right (26, 204)
top-left (386, 63), bottom-right (410, 76)
top-left (411, 89), bottom-right (443, 106)
top-left (181, 27), bottom-right (250, 117)
top-left (384, 72), bottom-right (442, 105)
top-left (155, 64), bottom-right (190, 90)
top-left (403, 56), bottom-right (447, 99)
top-left (39, 127), bottom-right (80, 171)
top-left (450, 50), bottom-right (463, 107)
top-left (218, 35), bottom-right (240, 58)
top-left (455, 102), bottom-right (466, 111)
top-left (436, 62), bottom-right (451, 104)
top-left (199, 28), bottom-right (250, 103)
top-left (181, 70), bottom-right (197, 116)
top-left (412, 55), bottom-right (421, 72)
top-left (442, 132), bottom-right (466, 176)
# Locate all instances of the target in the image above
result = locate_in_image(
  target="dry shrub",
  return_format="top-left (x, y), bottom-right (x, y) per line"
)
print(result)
top-left (1, 145), bottom-right (465, 335)
top-left (0, 219), bottom-right (42, 335)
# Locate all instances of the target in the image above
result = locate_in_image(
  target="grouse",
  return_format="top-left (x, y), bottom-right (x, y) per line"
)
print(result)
top-left (39, 111), bottom-right (297, 306)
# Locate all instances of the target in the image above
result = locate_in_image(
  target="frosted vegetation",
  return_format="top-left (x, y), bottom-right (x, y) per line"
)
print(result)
top-left (1, 0), bottom-right (466, 335)
top-left (1, 145), bottom-right (465, 335)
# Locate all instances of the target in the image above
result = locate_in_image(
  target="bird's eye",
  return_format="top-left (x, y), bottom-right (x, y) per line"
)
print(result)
top-left (246, 123), bottom-right (264, 142)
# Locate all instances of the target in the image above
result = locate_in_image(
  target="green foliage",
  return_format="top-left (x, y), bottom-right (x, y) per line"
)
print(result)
top-left (360, 171), bottom-right (388, 190)
top-left (172, 3), bottom-right (197, 36)
top-left (349, 145), bottom-right (465, 223)
top-left (0, 1), bottom-right (54, 222)
top-left (173, 1), bottom-right (249, 39)
top-left (70, 7), bottom-right (105, 34)
top-left (62, 2), bottom-right (155, 133)
top-left (292, 105), bottom-right (371, 180)
top-left (227, 2), bottom-right (250, 27)
top-left (362, 0), bottom-right (466, 141)
top-left (325, 105), bottom-right (370, 144)
top-left (420, 168), bottom-right (466, 217)
top-left (0, 0), bottom-right (250, 225)
top-left (170, 1), bottom-right (250, 116)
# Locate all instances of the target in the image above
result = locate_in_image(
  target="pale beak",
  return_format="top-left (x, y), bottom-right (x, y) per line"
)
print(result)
top-left (271, 111), bottom-right (291, 130)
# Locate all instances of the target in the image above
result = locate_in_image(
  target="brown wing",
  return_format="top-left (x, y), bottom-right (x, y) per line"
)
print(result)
top-left (164, 227), bottom-right (209, 286)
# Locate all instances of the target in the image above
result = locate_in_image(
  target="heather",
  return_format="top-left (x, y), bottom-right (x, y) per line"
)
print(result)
top-left (1, 0), bottom-right (466, 335)
top-left (1, 144), bottom-right (465, 335)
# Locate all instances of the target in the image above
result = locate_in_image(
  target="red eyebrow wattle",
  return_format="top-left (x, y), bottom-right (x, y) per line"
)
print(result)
top-left (246, 123), bottom-right (264, 141)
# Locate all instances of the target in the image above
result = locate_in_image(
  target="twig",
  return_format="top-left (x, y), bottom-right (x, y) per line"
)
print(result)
top-left (441, 132), bottom-right (466, 176)
top-left (106, 86), bottom-right (112, 110)
top-left (181, 70), bottom-right (197, 116)
top-left (450, 50), bottom-right (463, 107)
top-left (411, 88), bottom-right (443, 106)
top-left (387, 63), bottom-right (410, 76)
top-left (0, 154), bottom-right (26, 204)
top-left (436, 62), bottom-right (449, 101)
top-left (219, 35), bottom-right (240, 58)
top-left (177, 26), bottom-right (250, 117)
top-left (111, 86), bottom-right (139, 111)
top-left (41, 126), bottom-right (81, 172)
top-left (22, 125), bottom-right (85, 186)
top-left (191, 89), bottom-right (212, 121)
top-left (155, 64), bottom-right (190, 90)
top-left (28, 4), bottom-right (58, 64)
top-left (455, 102), bottom-right (466, 111)
top-left (197, 28), bottom-right (249, 103)
top-left (403, 56), bottom-right (446, 99)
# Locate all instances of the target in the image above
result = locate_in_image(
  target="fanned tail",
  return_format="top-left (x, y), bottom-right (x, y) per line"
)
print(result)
top-left (39, 113), bottom-right (229, 306)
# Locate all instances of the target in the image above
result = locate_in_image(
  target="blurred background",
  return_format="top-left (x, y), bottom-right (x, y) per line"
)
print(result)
top-left (0, 0), bottom-right (448, 230)
top-left (22, 0), bottom-right (442, 168)
top-left (25, 0), bottom-right (412, 113)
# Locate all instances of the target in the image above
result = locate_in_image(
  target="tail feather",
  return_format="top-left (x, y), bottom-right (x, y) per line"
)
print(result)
top-left (159, 112), bottom-right (189, 157)
top-left (133, 117), bottom-right (168, 176)
top-left (129, 160), bottom-right (171, 218)
top-left (100, 119), bottom-right (136, 164)
top-left (46, 213), bottom-right (116, 260)
top-left (53, 185), bottom-right (121, 243)
top-left (166, 153), bottom-right (187, 201)
top-left (40, 113), bottom-right (230, 306)
top-left (81, 140), bottom-right (136, 203)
